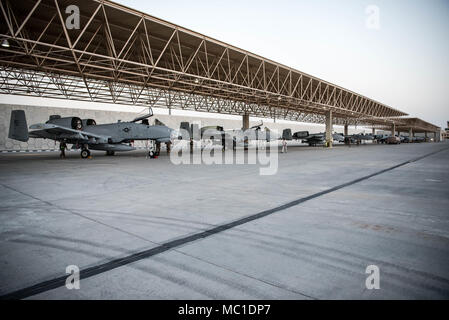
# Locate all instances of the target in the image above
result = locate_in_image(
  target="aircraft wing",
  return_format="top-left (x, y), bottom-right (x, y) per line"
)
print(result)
top-left (29, 123), bottom-right (109, 143)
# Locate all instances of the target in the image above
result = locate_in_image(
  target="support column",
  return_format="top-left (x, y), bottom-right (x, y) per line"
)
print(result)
top-left (409, 128), bottom-right (413, 143)
top-left (425, 131), bottom-right (428, 142)
top-left (325, 110), bottom-right (333, 148)
top-left (371, 128), bottom-right (376, 143)
top-left (242, 114), bottom-right (249, 130)
top-left (343, 124), bottom-right (349, 145)
top-left (243, 114), bottom-right (250, 151)
top-left (391, 123), bottom-right (396, 136)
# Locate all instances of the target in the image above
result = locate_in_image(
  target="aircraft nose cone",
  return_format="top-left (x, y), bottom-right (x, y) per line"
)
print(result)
top-left (169, 128), bottom-right (178, 141)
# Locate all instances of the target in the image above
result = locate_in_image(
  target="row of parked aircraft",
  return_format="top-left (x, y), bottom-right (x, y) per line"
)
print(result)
top-left (290, 131), bottom-right (426, 145)
top-left (8, 108), bottom-right (423, 158)
top-left (177, 121), bottom-right (422, 147)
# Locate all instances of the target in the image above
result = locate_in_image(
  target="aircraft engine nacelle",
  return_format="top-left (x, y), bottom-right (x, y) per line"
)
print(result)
top-left (82, 119), bottom-right (97, 126)
top-left (46, 116), bottom-right (83, 130)
top-left (293, 131), bottom-right (309, 140)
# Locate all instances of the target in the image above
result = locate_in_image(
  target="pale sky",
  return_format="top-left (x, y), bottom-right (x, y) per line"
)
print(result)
top-left (116, 0), bottom-right (449, 129)
top-left (1, 0), bottom-right (448, 129)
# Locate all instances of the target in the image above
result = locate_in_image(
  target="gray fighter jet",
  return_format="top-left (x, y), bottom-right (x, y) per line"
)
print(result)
top-left (225, 121), bottom-right (278, 149)
top-left (346, 133), bottom-right (375, 144)
top-left (179, 121), bottom-right (277, 150)
top-left (292, 131), bottom-right (345, 146)
top-left (8, 108), bottom-right (174, 158)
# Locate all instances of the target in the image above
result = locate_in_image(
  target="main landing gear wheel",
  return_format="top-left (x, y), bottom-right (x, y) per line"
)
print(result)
top-left (106, 151), bottom-right (115, 156)
top-left (148, 150), bottom-right (155, 158)
top-left (81, 149), bottom-right (91, 159)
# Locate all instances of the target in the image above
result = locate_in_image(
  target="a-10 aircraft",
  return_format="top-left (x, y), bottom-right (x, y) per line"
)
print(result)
top-left (292, 131), bottom-right (345, 146)
top-left (291, 131), bottom-right (381, 146)
top-left (8, 108), bottom-right (174, 158)
top-left (345, 133), bottom-right (375, 144)
top-left (225, 121), bottom-right (278, 148)
top-left (179, 121), bottom-right (278, 149)
top-left (350, 133), bottom-right (374, 141)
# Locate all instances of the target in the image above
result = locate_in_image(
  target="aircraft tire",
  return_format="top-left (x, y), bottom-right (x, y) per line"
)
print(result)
top-left (81, 149), bottom-right (90, 159)
top-left (106, 151), bottom-right (115, 156)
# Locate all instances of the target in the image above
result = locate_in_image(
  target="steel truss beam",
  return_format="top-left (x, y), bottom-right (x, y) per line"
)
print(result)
top-left (0, 0), bottom-right (409, 128)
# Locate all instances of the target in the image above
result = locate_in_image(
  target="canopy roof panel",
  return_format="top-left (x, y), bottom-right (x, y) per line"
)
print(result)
top-left (394, 118), bottom-right (441, 133)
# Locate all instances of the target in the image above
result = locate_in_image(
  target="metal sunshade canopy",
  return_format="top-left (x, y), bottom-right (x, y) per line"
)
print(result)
top-left (0, 0), bottom-right (409, 125)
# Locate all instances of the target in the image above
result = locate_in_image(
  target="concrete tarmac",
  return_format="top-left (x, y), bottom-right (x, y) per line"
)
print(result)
top-left (0, 142), bottom-right (448, 299)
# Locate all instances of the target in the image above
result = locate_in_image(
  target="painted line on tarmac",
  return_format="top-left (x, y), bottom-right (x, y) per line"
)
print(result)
top-left (1, 146), bottom-right (448, 300)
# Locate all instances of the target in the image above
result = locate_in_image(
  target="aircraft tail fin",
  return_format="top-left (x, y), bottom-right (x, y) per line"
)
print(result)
top-left (178, 122), bottom-right (190, 140)
top-left (9, 110), bottom-right (29, 142)
top-left (282, 129), bottom-right (292, 140)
